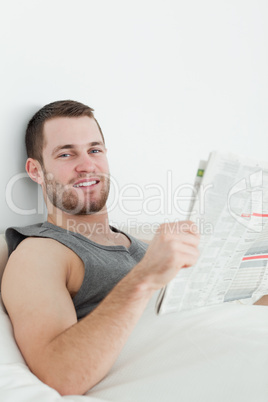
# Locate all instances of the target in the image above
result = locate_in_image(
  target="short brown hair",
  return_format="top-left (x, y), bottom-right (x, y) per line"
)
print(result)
top-left (25, 100), bottom-right (104, 165)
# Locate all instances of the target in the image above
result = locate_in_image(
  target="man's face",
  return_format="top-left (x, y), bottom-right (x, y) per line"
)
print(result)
top-left (41, 116), bottom-right (110, 215)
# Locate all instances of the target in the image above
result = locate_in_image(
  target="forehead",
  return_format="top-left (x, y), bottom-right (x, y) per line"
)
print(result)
top-left (43, 116), bottom-right (103, 152)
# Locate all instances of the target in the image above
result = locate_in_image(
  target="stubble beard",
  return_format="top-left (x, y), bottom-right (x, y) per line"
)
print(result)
top-left (43, 170), bottom-right (110, 215)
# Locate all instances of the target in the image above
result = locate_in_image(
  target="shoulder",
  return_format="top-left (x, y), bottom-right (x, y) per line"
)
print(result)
top-left (2, 238), bottom-right (63, 283)
top-left (2, 236), bottom-right (82, 294)
top-left (12, 236), bottom-right (75, 264)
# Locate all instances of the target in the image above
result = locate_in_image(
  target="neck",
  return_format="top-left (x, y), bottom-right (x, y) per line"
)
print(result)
top-left (47, 206), bottom-right (112, 238)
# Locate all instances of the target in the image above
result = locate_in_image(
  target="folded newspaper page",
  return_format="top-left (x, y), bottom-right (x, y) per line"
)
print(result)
top-left (156, 151), bottom-right (268, 315)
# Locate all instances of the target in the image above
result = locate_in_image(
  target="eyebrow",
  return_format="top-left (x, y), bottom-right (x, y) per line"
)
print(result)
top-left (51, 141), bottom-right (105, 156)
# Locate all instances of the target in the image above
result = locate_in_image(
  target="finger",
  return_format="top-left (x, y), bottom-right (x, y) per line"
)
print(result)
top-left (180, 251), bottom-right (199, 267)
top-left (178, 221), bottom-right (199, 236)
top-left (176, 243), bottom-right (200, 259)
top-left (176, 232), bottom-right (200, 247)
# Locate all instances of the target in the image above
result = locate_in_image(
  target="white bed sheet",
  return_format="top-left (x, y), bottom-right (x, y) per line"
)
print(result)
top-left (1, 293), bottom-right (268, 402)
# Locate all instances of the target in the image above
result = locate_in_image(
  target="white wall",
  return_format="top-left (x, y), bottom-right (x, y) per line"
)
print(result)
top-left (1, 0), bottom-right (268, 232)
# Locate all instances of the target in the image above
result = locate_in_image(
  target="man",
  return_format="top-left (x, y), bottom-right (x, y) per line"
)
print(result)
top-left (1, 100), bottom-right (200, 396)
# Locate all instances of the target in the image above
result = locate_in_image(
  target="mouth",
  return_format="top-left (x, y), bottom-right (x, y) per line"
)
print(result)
top-left (73, 179), bottom-right (100, 188)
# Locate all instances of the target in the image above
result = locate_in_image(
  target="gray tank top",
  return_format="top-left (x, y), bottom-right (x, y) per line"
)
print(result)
top-left (5, 222), bottom-right (148, 319)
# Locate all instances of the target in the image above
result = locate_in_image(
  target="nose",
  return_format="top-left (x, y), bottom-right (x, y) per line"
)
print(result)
top-left (75, 152), bottom-right (95, 173)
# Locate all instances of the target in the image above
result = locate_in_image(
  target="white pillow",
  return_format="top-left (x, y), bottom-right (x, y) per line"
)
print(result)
top-left (0, 297), bottom-right (25, 364)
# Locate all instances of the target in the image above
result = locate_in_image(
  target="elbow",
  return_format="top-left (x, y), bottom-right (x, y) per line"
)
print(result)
top-left (40, 371), bottom-right (95, 396)
top-left (27, 348), bottom-right (108, 395)
top-left (34, 363), bottom-right (100, 396)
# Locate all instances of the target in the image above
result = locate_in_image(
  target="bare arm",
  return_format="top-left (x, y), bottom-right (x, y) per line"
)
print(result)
top-left (1, 221), bottom-right (199, 396)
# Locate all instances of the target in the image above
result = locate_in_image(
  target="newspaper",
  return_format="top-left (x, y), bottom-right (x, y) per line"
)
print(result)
top-left (156, 151), bottom-right (268, 315)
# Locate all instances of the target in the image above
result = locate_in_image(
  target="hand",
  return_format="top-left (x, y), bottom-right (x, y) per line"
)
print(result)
top-left (134, 221), bottom-right (200, 292)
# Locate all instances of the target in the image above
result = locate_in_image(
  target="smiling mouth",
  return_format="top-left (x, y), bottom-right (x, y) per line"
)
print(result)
top-left (73, 180), bottom-right (99, 188)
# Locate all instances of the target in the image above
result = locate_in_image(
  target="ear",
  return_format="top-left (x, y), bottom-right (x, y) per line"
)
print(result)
top-left (25, 158), bottom-right (44, 184)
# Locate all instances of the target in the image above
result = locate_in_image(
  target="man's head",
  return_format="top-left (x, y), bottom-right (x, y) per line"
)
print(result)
top-left (26, 100), bottom-right (110, 216)
top-left (25, 100), bottom-right (105, 167)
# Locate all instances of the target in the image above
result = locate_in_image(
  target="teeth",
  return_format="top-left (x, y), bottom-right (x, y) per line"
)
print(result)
top-left (74, 180), bottom-right (97, 188)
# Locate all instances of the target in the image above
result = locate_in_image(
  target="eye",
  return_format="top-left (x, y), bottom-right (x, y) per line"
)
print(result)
top-left (58, 153), bottom-right (71, 158)
top-left (89, 148), bottom-right (102, 154)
